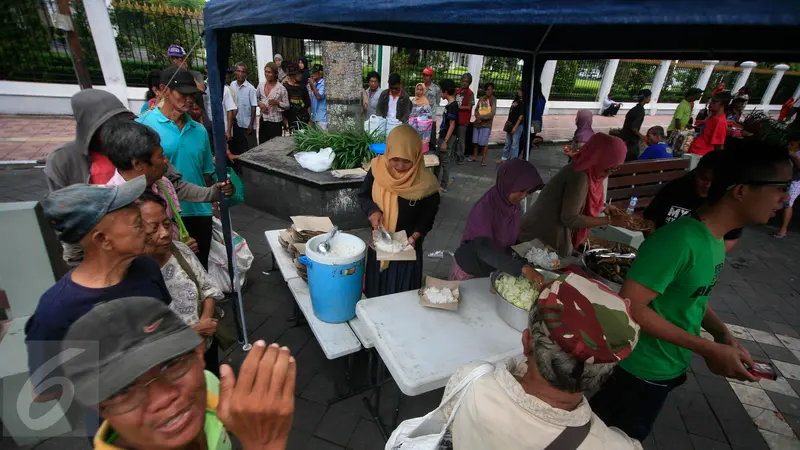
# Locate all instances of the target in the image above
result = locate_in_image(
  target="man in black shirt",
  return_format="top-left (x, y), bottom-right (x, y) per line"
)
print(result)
top-left (282, 64), bottom-right (311, 132)
top-left (643, 150), bottom-right (742, 251)
top-left (620, 89), bottom-right (651, 161)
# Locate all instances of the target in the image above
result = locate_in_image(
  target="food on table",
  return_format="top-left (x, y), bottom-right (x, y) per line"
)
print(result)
top-left (582, 240), bottom-right (637, 285)
top-left (495, 273), bottom-right (540, 311)
top-left (525, 246), bottom-right (560, 269)
top-left (424, 287), bottom-right (458, 305)
top-left (374, 232), bottom-right (410, 253)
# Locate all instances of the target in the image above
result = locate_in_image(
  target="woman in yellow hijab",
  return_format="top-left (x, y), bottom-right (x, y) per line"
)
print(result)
top-left (358, 125), bottom-right (441, 297)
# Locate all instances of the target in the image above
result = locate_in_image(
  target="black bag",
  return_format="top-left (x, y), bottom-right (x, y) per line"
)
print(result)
top-left (503, 120), bottom-right (514, 133)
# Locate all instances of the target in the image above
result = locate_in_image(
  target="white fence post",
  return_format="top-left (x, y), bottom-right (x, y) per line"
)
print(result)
top-left (82, 0), bottom-right (127, 107)
top-left (695, 60), bottom-right (719, 91)
top-left (761, 64), bottom-right (790, 110)
top-left (540, 60), bottom-right (557, 114)
top-left (380, 46), bottom-right (391, 90)
top-left (648, 60), bottom-right (672, 116)
top-left (467, 54), bottom-right (484, 95)
top-left (254, 36), bottom-right (273, 86)
top-left (733, 61), bottom-right (757, 93)
top-left (596, 59), bottom-right (619, 114)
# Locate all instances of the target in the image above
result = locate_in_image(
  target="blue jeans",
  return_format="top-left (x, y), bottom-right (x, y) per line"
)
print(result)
top-left (502, 126), bottom-right (524, 159)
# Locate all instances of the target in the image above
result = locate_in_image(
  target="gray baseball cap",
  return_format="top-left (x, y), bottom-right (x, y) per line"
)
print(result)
top-left (40, 176), bottom-right (146, 244)
top-left (62, 296), bottom-right (202, 406)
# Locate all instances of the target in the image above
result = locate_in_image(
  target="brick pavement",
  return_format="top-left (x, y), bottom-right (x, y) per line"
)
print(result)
top-left (0, 113), bottom-right (673, 162)
top-left (3, 145), bottom-right (800, 450)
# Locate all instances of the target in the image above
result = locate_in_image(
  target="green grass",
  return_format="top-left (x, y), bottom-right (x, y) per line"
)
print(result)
top-left (575, 79), bottom-right (601, 90)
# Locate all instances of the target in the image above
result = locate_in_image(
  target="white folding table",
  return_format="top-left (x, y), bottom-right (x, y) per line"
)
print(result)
top-left (264, 230), bottom-right (300, 281)
top-left (356, 277), bottom-right (523, 396)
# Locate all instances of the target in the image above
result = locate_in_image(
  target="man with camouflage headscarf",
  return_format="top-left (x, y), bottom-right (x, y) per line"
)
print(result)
top-left (438, 273), bottom-right (642, 450)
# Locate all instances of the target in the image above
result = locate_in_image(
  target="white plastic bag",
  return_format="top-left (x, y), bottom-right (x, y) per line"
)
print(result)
top-left (385, 364), bottom-right (493, 450)
top-left (294, 147), bottom-right (335, 172)
top-left (386, 118), bottom-right (402, 137)
top-left (366, 115), bottom-right (388, 139)
top-left (209, 217), bottom-right (254, 294)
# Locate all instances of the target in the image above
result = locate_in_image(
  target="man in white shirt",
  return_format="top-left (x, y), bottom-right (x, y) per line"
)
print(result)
top-left (441, 273), bottom-right (643, 449)
top-left (230, 63), bottom-right (258, 155)
top-left (205, 81), bottom-right (238, 141)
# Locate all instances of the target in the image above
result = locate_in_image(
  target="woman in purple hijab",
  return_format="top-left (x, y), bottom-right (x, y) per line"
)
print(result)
top-left (451, 159), bottom-right (546, 286)
top-left (574, 109), bottom-right (595, 144)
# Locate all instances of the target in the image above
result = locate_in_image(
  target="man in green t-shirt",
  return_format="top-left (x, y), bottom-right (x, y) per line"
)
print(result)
top-left (61, 296), bottom-right (296, 450)
top-left (590, 140), bottom-right (792, 441)
top-left (667, 87), bottom-right (703, 132)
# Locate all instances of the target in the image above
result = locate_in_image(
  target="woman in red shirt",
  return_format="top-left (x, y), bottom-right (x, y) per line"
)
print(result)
top-left (689, 93), bottom-right (732, 156)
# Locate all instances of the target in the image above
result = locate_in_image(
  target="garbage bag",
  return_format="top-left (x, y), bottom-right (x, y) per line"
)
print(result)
top-left (209, 217), bottom-right (254, 294)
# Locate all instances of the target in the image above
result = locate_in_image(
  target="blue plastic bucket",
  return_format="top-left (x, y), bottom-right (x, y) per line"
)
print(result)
top-left (301, 233), bottom-right (366, 323)
top-left (370, 143), bottom-right (386, 154)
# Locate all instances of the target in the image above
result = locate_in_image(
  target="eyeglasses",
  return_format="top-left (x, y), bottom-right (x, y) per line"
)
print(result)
top-left (606, 166), bottom-right (621, 174)
top-left (728, 180), bottom-right (792, 192)
top-left (100, 353), bottom-right (195, 416)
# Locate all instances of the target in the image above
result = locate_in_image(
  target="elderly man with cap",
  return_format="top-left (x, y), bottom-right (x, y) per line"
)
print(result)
top-left (25, 177), bottom-right (171, 434)
top-left (138, 66), bottom-right (218, 269)
top-left (167, 44), bottom-right (205, 90)
top-left (433, 273), bottom-right (642, 449)
top-left (61, 296), bottom-right (295, 450)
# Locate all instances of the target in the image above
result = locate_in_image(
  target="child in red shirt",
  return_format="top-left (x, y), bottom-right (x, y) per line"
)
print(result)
top-left (689, 92), bottom-right (732, 156)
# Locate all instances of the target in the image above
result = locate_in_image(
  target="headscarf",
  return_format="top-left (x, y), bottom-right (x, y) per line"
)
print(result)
top-left (413, 83), bottom-right (430, 107)
top-left (371, 125), bottom-right (439, 234)
top-left (779, 97), bottom-right (796, 121)
top-left (461, 159), bottom-right (543, 251)
top-left (299, 56), bottom-right (311, 86)
top-left (574, 110), bottom-right (594, 143)
top-left (571, 133), bottom-right (627, 248)
top-left (274, 53), bottom-right (283, 63)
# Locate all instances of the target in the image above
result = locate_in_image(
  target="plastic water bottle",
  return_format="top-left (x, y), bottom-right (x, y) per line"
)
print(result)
top-left (626, 196), bottom-right (638, 214)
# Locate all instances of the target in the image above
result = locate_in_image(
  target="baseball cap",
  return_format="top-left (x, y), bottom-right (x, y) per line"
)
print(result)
top-left (536, 273), bottom-right (640, 364)
top-left (160, 66), bottom-right (201, 95)
top-left (286, 64), bottom-right (299, 76)
top-left (167, 44), bottom-right (186, 58)
top-left (62, 296), bottom-right (203, 406)
top-left (422, 67), bottom-right (434, 76)
top-left (41, 176), bottom-right (146, 244)
top-left (686, 87), bottom-right (703, 96)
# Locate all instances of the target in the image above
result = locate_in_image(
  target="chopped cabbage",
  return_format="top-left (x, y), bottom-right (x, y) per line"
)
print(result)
top-left (495, 274), bottom-right (539, 311)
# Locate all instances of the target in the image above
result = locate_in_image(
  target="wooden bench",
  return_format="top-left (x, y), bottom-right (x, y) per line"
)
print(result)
top-left (607, 158), bottom-right (692, 213)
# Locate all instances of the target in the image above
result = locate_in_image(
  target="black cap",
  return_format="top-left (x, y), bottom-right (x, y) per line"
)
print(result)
top-left (160, 66), bottom-right (201, 95)
top-left (686, 87), bottom-right (704, 96)
top-left (287, 64), bottom-right (299, 76)
top-left (62, 296), bottom-right (203, 405)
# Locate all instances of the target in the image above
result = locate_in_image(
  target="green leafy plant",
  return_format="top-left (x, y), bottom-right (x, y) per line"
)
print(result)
top-left (293, 126), bottom-right (383, 170)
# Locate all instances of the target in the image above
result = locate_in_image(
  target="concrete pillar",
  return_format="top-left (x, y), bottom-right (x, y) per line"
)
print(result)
top-left (761, 64), bottom-right (790, 109)
top-left (596, 59), bottom-right (619, 114)
top-left (467, 54), bottom-right (484, 95)
top-left (254, 35), bottom-right (273, 86)
top-left (82, 0), bottom-right (127, 107)
top-left (380, 46), bottom-right (391, 90)
top-left (540, 60), bottom-right (557, 114)
top-left (733, 61), bottom-right (757, 93)
top-left (323, 41), bottom-right (364, 133)
top-left (695, 60), bottom-right (719, 91)
top-left (648, 60), bottom-right (672, 115)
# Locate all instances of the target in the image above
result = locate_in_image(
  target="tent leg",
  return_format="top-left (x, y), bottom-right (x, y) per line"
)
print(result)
top-left (524, 54), bottom-right (536, 163)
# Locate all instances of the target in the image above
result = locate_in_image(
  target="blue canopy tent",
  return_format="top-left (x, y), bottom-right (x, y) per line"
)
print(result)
top-left (203, 0), bottom-right (800, 345)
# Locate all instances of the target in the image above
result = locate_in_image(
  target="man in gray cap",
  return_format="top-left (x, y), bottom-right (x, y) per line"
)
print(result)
top-left (63, 296), bottom-right (295, 450)
top-left (25, 177), bottom-right (172, 409)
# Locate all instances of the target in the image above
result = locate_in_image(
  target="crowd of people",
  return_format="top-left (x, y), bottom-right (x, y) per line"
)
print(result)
top-left (21, 41), bottom-right (800, 450)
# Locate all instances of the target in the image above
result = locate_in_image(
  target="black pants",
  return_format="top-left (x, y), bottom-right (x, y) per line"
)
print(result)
top-left (183, 215), bottom-right (213, 269)
top-left (231, 125), bottom-right (256, 155)
top-left (602, 104), bottom-right (621, 116)
top-left (259, 120), bottom-right (283, 144)
top-left (204, 339), bottom-right (220, 377)
top-left (625, 140), bottom-right (641, 161)
top-left (589, 367), bottom-right (686, 441)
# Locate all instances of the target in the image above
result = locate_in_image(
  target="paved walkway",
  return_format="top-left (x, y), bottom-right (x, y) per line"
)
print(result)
top-left (3, 145), bottom-right (799, 450)
top-left (0, 113), bottom-right (673, 162)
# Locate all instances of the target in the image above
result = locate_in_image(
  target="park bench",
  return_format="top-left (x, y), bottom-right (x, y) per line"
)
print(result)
top-left (606, 157), bottom-right (692, 213)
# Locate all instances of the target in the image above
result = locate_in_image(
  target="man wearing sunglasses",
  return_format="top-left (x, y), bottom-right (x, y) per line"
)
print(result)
top-left (591, 139), bottom-right (792, 441)
top-left (62, 296), bottom-right (295, 450)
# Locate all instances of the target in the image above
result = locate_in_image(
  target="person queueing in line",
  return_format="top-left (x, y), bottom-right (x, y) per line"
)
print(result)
top-left (358, 125), bottom-right (440, 297)
top-left (451, 159), bottom-right (546, 289)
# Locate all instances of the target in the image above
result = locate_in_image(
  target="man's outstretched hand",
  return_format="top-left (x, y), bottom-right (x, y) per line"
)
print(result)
top-left (218, 341), bottom-right (296, 450)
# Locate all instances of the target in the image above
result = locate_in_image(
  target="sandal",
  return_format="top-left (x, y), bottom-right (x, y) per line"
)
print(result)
top-left (481, 161), bottom-right (487, 167)
top-left (774, 232), bottom-right (788, 239)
